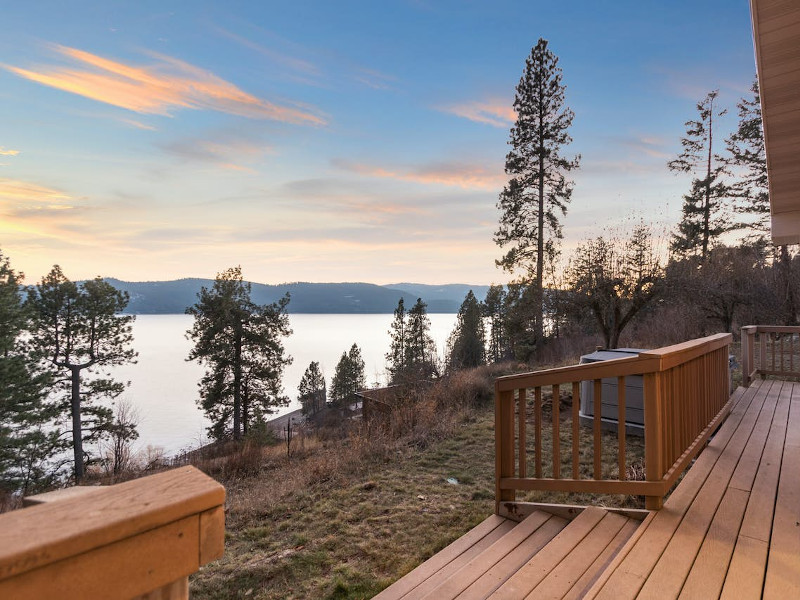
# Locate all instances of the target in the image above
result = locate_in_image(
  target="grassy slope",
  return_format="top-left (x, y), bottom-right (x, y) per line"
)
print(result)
top-left (191, 412), bottom-right (497, 599)
top-left (191, 399), bottom-right (646, 599)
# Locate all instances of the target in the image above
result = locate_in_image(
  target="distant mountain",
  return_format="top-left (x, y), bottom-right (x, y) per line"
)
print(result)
top-left (103, 279), bottom-right (487, 315)
top-left (384, 283), bottom-right (491, 306)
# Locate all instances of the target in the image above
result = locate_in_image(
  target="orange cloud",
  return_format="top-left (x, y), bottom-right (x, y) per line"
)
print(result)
top-left (6, 45), bottom-right (325, 125)
top-left (0, 147), bottom-right (20, 156)
top-left (441, 100), bottom-right (516, 128)
top-left (334, 159), bottom-right (505, 191)
top-left (0, 178), bottom-right (71, 202)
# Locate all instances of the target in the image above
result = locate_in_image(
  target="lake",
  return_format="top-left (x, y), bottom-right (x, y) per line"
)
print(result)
top-left (113, 313), bottom-right (458, 455)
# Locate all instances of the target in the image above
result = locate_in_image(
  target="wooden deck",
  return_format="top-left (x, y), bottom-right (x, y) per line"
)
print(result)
top-left (378, 378), bottom-right (800, 599)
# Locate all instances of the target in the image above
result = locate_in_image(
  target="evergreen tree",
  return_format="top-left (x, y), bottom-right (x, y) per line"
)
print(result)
top-left (385, 298), bottom-right (407, 383)
top-left (447, 290), bottom-right (486, 371)
top-left (495, 38), bottom-right (580, 344)
top-left (298, 361), bottom-right (326, 416)
top-left (330, 344), bottom-right (366, 407)
top-left (668, 90), bottom-right (730, 260)
top-left (28, 267), bottom-right (136, 481)
top-left (725, 79), bottom-right (797, 324)
top-left (0, 251), bottom-right (61, 493)
top-left (405, 298), bottom-right (437, 378)
top-left (725, 79), bottom-right (769, 238)
top-left (187, 267), bottom-right (291, 441)
top-left (483, 284), bottom-right (507, 363)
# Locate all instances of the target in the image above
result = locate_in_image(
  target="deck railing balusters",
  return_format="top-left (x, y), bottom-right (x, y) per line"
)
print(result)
top-left (494, 333), bottom-right (734, 512)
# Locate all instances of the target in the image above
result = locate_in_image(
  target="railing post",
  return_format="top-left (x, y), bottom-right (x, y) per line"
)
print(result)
top-left (495, 384), bottom-right (516, 514)
top-left (742, 326), bottom-right (754, 387)
top-left (643, 371), bottom-right (664, 510)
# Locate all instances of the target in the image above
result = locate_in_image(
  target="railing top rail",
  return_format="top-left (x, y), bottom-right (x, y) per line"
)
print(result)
top-left (0, 466), bottom-right (225, 581)
top-left (742, 325), bottom-right (800, 334)
top-left (638, 332), bottom-right (731, 371)
top-left (496, 332), bottom-right (732, 392)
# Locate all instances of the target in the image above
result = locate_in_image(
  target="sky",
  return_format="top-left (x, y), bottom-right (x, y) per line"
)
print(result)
top-left (0, 1), bottom-right (758, 286)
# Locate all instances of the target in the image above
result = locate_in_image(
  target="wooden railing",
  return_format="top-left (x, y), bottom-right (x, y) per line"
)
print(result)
top-left (741, 325), bottom-right (800, 386)
top-left (495, 333), bottom-right (732, 511)
top-left (0, 466), bottom-right (225, 600)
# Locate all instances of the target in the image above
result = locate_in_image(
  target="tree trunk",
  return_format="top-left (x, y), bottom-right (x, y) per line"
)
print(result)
top-left (233, 328), bottom-right (242, 440)
top-left (535, 146), bottom-right (545, 342)
top-left (71, 366), bottom-right (84, 481)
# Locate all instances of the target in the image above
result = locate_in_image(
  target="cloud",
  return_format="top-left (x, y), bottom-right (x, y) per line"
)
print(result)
top-left (120, 118), bottom-right (157, 131)
top-left (440, 100), bottom-right (515, 128)
top-left (332, 158), bottom-right (505, 191)
top-left (5, 45), bottom-right (326, 125)
top-left (0, 147), bottom-right (20, 156)
top-left (160, 135), bottom-right (270, 172)
top-left (214, 26), bottom-right (321, 79)
top-left (0, 178), bottom-right (72, 202)
top-left (354, 68), bottom-right (396, 90)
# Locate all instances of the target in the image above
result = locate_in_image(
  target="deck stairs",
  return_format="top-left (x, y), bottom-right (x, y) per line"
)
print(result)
top-left (375, 506), bottom-right (640, 600)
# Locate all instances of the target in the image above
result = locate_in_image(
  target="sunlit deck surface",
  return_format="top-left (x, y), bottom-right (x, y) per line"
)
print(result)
top-left (376, 378), bottom-right (800, 599)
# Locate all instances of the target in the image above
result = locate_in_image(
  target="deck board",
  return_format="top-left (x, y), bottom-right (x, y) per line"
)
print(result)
top-left (488, 507), bottom-right (607, 599)
top-left (763, 390), bottom-right (800, 598)
top-left (420, 510), bottom-right (555, 599)
top-left (453, 515), bottom-right (568, 600)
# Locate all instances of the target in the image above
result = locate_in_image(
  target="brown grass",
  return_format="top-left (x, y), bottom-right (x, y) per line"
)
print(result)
top-left (189, 362), bottom-right (648, 599)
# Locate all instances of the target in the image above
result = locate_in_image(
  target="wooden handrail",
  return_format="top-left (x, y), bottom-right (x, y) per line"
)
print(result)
top-left (741, 325), bottom-right (800, 386)
top-left (0, 466), bottom-right (225, 600)
top-left (495, 333), bottom-right (733, 514)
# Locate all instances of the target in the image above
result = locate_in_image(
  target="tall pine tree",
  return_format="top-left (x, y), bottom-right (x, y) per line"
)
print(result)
top-left (385, 298), bottom-right (408, 383)
top-left (330, 344), bottom-right (366, 407)
top-left (447, 290), bottom-right (486, 371)
top-left (483, 284), bottom-right (507, 363)
top-left (298, 361), bottom-right (326, 416)
top-left (28, 267), bottom-right (137, 481)
top-left (668, 90), bottom-right (730, 260)
top-left (0, 251), bottom-right (60, 493)
top-left (495, 38), bottom-right (580, 345)
top-left (405, 298), bottom-right (437, 379)
top-left (187, 267), bottom-right (292, 441)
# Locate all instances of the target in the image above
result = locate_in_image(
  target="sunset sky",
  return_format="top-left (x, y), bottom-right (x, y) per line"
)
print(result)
top-left (1, 1), bottom-right (758, 285)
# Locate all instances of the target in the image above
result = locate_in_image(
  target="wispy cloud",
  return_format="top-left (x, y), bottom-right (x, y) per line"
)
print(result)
top-left (160, 134), bottom-right (270, 173)
top-left (120, 118), bottom-right (157, 131)
top-left (355, 68), bottom-right (396, 90)
top-left (617, 135), bottom-right (671, 159)
top-left (0, 178), bottom-right (72, 202)
top-left (215, 26), bottom-right (321, 79)
top-left (333, 158), bottom-right (505, 191)
top-left (0, 147), bottom-right (20, 156)
top-left (5, 44), bottom-right (326, 125)
top-left (440, 100), bottom-right (515, 128)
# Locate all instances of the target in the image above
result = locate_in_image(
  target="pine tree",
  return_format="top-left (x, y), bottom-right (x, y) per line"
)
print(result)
top-left (495, 38), bottom-right (580, 344)
top-left (725, 78), bottom-right (797, 324)
top-left (385, 298), bottom-right (407, 383)
top-left (330, 344), bottom-right (366, 407)
top-left (187, 267), bottom-right (292, 441)
top-left (405, 298), bottom-right (437, 378)
top-left (483, 284), bottom-right (507, 363)
top-left (668, 90), bottom-right (730, 260)
top-left (447, 290), bottom-right (486, 371)
top-left (725, 79), bottom-right (769, 238)
top-left (0, 251), bottom-right (61, 493)
top-left (27, 267), bottom-right (137, 481)
top-left (298, 361), bottom-right (326, 416)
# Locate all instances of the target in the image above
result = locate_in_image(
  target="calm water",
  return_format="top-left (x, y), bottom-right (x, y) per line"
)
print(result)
top-left (112, 313), bottom-right (457, 455)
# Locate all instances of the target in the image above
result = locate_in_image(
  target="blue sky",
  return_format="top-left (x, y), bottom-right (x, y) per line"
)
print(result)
top-left (0, 1), bottom-right (757, 285)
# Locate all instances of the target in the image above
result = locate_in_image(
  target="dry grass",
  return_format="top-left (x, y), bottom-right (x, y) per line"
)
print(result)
top-left (189, 364), bottom-right (648, 599)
